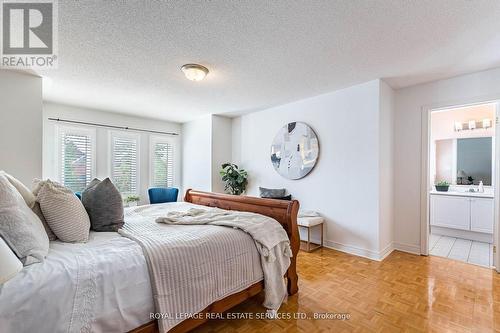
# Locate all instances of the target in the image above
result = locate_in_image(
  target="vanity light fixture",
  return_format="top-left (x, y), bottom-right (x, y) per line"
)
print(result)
top-left (181, 64), bottom-right (209, 81)
top-left (454, 118), bottom-right (492, 131)
top-left (468, 120), bottom-right (476, 130)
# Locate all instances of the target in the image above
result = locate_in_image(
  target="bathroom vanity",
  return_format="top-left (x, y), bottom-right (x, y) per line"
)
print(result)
top-left (430, 190), bottom-right (494, 242)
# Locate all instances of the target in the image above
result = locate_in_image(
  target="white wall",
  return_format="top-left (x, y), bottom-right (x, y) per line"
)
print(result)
top-left (394, 67), bottom-right (500, 253)
top-left (43, 102), bottom-right (181, 204)
top-left (0, 70), bottom-right (42, 186)
top-left (211, 115), bottom-right (233, 193)
top-left (182, 114), bottom-right (233, 195)
top-left (232, 79), bottom-right (393, 259)
top-left (182, 115), bottom-right (212, 193)
top-left (379, 80), bottom-right (395, 254)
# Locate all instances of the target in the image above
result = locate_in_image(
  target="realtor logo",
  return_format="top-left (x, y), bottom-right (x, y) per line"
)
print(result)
top-left (1, 0), bottom-right (58, 68)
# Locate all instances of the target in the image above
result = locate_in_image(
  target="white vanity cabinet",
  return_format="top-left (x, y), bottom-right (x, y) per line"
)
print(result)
top-left (470, 197), bottom-right (494, 233)
top-left (430, 193), bottom-right (494, 235)
top-left (430, 195), bottom-right (470, 230)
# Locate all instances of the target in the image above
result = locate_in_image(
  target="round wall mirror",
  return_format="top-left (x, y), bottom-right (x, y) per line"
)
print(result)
top-left (270, 122), bottom-right (319, 179)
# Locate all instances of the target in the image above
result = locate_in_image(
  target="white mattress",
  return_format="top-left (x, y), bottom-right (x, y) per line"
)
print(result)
top-left (0, 232), bottom-right (154, 333)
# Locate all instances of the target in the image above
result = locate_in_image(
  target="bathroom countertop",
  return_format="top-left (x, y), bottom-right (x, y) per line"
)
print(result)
top-left (430, 190), bottom-right (494, 198)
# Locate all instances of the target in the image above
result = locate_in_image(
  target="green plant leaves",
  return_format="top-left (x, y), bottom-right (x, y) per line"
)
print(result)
top-left (220, 163), bottom-right (248, 195)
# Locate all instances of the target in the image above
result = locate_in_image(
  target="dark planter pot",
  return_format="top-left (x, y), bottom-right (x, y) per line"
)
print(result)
top-left (435, 185), bottom-right (449, 192)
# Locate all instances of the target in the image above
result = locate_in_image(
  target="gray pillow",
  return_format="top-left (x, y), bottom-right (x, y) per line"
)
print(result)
top-left (259, 187), bottom-right (287, 198)
top-left (0, 174), bottom-right (49, 265)
top-left (82, 178), bottom-right (124, 232)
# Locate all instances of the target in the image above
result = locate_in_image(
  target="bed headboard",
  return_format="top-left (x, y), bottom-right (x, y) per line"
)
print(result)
top-left (184, 189), bottom-right (299, 295)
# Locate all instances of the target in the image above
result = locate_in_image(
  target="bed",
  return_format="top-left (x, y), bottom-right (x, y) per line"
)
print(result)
top-left (0, 190), bottom-right (299, 333)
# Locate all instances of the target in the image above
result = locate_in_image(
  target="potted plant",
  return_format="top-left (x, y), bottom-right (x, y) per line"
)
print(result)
top-left (124, 195), bottom-right (140, 207)
top-left (435, 180), bottom-right (450, 192)
top-left (220, 163), bottom-right (248, 195)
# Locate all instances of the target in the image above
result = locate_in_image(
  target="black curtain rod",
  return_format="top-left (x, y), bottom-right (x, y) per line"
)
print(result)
top-left (48, 118), bottom-right (179, 136)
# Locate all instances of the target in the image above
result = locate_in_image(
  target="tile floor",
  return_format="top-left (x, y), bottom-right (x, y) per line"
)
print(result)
top-left (429, 233), bottom-right (493, 267)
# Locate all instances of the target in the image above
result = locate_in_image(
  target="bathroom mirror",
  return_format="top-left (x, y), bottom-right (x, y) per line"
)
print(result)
top-left (457, 137), bottom-right (492, 185)
top-left (270, 122), bottom-right (319, 180)
top-left (435, 137), bottom-right (493, 185)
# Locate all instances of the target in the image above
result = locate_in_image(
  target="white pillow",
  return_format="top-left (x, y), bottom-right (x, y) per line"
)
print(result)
top-left (0, 174), bottom-right (49, 265)
top-left (0, 171), bottom-right (36, 208)
top-left (0, 173), bottom-right (57, 241)
top-left (32, 178), bottom-right (46, 197)
top-left (0, 237), bottom-right (22, 284)
top-left (37, 180), bottom-right (90, 243)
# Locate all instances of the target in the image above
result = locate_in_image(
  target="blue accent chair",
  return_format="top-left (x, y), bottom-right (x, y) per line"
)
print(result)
top-left (148, 187), bottom-right (179, 204)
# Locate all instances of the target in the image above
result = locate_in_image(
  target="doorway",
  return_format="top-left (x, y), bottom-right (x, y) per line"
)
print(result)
top-left (425, 102), bottom-right (498, 268)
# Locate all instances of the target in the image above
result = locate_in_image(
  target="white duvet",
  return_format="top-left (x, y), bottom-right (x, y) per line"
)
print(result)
top-left (0, 232), bottom-right (154, 333)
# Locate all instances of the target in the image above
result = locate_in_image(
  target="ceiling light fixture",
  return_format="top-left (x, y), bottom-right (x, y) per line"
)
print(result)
top-left (181, 64), bottom-right (209, 81)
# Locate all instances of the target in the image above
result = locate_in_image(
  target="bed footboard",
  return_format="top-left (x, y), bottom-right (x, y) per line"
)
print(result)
top-left (184, 189), bottom-right (300, 295)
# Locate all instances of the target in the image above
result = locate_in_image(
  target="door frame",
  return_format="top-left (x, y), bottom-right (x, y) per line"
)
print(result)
top-left (420, 96), bottom-right (500, 271)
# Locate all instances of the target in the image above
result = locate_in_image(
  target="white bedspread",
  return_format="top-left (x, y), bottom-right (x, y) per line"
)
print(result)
top-left (0, 232), bottom-right (154, 333)
top-left (0, 203), bottom-right (268, 333)
top-left (120, 202), bottom-right (266, 332)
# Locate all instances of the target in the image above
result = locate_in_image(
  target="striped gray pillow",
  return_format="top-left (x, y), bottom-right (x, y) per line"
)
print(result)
top-left (37, 180), bottom-right (90, 243)
top-left (32, 202), bottom-right (57, 241)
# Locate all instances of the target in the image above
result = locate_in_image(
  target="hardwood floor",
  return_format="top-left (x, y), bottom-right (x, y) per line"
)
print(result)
top-left (193, 248), bottom-right (500, 333)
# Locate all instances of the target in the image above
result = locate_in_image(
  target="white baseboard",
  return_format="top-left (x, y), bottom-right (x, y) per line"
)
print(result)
top-left (393, 242), bottom-right (421, 255)
top-left (378, 242), bottom-right (395, 260)
top-left (322, 239), bottom-right (423, 261)
top-left (324, 240), bottom-right (394, 261)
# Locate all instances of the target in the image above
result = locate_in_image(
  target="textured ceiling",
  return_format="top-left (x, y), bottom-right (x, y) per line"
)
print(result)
top-left (40, 1), bottom-right (500, 122)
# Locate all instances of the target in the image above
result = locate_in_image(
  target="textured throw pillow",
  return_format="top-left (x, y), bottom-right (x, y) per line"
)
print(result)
top-left (30, 179), bottom-right (58, 241)
top-left (37, 180), bottom-right (90, 243)
top-left (259, 187), bottom-right (287, 198)
top-left (32, 178), bottom-right (46, 197)
top-left (82, 178), bottom-right (124, 231)
top-left (0, 175), bottom-right (57, 241)
top-left (31, 202), bottom-right (57, 241)
top-left (1, 171), bottom-right (36, 208)
top-left (0, 174), bottom-right (49, 265)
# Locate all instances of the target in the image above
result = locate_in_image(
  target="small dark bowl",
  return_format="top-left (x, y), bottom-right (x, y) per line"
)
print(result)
top-left (435, 185), bottom-right (449, 192)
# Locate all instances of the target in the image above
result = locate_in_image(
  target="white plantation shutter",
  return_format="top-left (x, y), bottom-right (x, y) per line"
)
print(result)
top-left (151, 140), bottom-right (174, 187)
top-left (111, 133), bottom-right (139, 196)
top-left (58, 127), bottom-right (95, 192)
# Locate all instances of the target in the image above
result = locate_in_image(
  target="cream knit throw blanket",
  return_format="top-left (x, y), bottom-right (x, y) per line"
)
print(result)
top-left (156, 207), bottom-right (292, 310)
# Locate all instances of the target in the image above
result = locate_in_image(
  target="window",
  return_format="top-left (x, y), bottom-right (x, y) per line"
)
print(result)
top-left (110, 132), bottom-right (140, 196)
top-left (150, 137), bottom-right (174, 187)
top-left (57, 126), bottom-right (95, 192)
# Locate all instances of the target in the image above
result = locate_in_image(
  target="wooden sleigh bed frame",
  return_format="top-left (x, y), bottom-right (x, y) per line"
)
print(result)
top-left (130, 189), bottom-right (300, 333)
